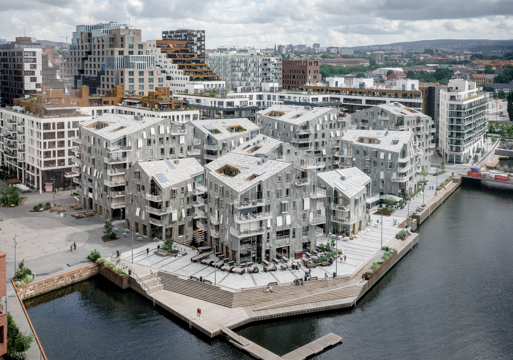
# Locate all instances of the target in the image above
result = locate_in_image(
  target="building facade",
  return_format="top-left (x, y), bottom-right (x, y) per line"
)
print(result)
top-left (0, 37), bottom-right (43, 106)
top-left (207, 52), bottom-right (282, 91)
top-left (125, 158), bottom-right (205, 243)
top-left (439, 79), bottom-right (487, 164)
top-left (162, 29), bottom-right (205, 61)
top-left (282, 60), bottom-right (320, 90)
top-left (256, 105), bottom-right (347, 172)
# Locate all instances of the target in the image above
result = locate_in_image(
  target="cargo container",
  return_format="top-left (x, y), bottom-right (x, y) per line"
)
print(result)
top-left (470, 167), bottom-right (481, 173)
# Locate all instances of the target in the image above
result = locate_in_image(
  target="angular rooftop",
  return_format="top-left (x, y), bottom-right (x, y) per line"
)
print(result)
top-left (377, 102), bottom-right (430, 117)
top-left (190, 118), bottom-right (259, 141)
top-left (342, 129), bottom-right (414, 153)
top-left (257, 105), bottom-right (335, 125)
top-left (318, 168), bottom-right (371, 199)
top-left (205, 153), bottom-right (290, 193)
top-left (137, 158), bottom-right (204, 188)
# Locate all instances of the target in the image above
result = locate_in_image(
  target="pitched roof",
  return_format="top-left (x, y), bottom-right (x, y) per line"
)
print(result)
top-left (318, 168), bottom-right (371, 198)
top-left (137, 158), bottom-right (203, 188)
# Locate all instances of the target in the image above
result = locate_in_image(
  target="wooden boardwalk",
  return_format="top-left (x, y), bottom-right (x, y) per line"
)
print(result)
top-left (222, 325), bottom-right (342, 360)
top-left (282, 333), bottom-right (342, 360)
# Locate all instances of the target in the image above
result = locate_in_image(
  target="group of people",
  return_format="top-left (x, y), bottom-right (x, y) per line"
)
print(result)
top-left (291, 261), bottom-right (301, 271)
top-left (69, 242), bottom-right (76, 252)
top-left (293, 278), bottom-right (304, 286)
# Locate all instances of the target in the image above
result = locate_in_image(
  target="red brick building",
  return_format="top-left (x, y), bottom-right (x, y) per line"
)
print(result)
top-left (282, 60), bottom-right (320, 89)
top-left (0, 251), bottom-right (6, 356)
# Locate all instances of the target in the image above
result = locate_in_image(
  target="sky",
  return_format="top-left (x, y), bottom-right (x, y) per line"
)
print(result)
top-left (2, 0), bottom-right (513, 48)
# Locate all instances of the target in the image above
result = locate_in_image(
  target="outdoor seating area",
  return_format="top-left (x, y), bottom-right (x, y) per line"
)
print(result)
top-left (70, 204), bottom-right (83, 210)
top-left (71, 210), bottom-right (94, 218)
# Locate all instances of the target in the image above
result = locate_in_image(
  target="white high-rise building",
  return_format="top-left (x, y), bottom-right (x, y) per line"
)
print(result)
top-left (439, 79), bottom-right (487, 164)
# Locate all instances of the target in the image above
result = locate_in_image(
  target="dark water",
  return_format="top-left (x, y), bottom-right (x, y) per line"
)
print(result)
top-left (26, 186), bottom-right (513, 360)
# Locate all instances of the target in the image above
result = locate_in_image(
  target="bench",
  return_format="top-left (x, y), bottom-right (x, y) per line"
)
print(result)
top-left (231, 268), bottom-right (245, 275)
top-left (272, 258), bottom-right (281, 264)
top-left (262, 260), bottom-right (270, 266)
top-left (282, 256), bottom-right (289, 262)
top-left (221, 265), bottom-right (234, 272)
top-left (321, 261), bottom-right (330, 266)
top-left (307, 263), bottom-right (316, 268)
top-left (154, 249), bottom-right (170, 257)
top-left (268, 282), bottom-right (278, 286)
top-left (190, 276), bottom-right (198, 281)
top-left (264, 266), bottom-right (277, 272)
top-left (280, 264), bottom-right (288, 270)
top-left (310, 276), bottom-right (318, 280)
top-left (203, 279), bottom-right (212, 284)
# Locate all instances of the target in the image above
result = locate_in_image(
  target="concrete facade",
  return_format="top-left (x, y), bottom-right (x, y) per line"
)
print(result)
top-left (439, 79), bottom-right (487, 164)
top-left (256, 105), bottom-right (347, 172)
top-left (162, 29), bottom-right (206, 61)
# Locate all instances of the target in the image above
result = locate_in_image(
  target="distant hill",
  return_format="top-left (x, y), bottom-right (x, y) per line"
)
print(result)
top-left (354, 39), bottom-right (513, 54)
top-left (37, 39), bottom-right (69, 49)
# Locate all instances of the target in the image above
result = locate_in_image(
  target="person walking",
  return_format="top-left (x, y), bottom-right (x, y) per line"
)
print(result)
top-left (70, 244), bottom-right (73, 252)
top-left (344, 255), bottom-right (347, 262)
top-left (146, 248), bottom-right (149, 255)
top-left (325, 272), bottom-right (329, 285)
top-left (73, 242), bottom-right (76, 250)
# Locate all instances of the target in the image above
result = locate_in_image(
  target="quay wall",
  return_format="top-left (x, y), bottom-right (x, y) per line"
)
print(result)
top-left (98, 265), bottom-right (129, 289)
top-left (17, 264), bottom-right (98, 300)
top-left (495, 149), bottom-right (513, 159)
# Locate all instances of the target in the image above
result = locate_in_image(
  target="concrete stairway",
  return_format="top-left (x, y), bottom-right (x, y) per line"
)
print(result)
top-left (158, 272), bottom-right (235, 307)
top-left (139, 274), bottom-right (164, 294)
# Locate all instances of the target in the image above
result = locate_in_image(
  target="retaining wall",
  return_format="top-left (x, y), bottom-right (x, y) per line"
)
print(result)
top-left (17, 264), bottom-right (98, 300)
top-left (98, 265), bottom-right (129, 289)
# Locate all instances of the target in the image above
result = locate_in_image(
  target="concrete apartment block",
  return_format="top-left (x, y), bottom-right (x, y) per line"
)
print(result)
top-left (162, 29), bottom-right (205, 61)
top-left (205, 152), bottom-right (324, 264)
top-left (350, 102), bottom-right (434, 171)
top-left (256, 105), bottom-right (347, 172)
top-left (439, 79), bottom-right (487, 164)
top-left (125, 158), bottom-right (205, 242)
top-left (0, 37), bottom-right (43, 106)
top-left (282, 60), bottom-right (320, 89)
top-left (317, 168), bottom-right (371, 236)
top-left (186, 119), bottom-right (260, 165)
top-left (340, 129), bottom-right (421, 197)
top-left (77, 114), bottom-right (197, 220)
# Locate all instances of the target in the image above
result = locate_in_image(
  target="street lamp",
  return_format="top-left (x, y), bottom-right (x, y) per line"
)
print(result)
top-left (13, 235), bottom-right (17, 276)
top-left (131, 226), bottom-right (134, 263)
top-left (380, 213), bottom-right (383, 249)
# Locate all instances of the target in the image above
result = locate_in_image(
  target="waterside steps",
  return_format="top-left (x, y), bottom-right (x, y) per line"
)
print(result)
top-left (221, 325), bottom-right (342, 360)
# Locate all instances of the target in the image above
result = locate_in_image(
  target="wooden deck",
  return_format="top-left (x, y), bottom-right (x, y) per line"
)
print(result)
top-left (282, 333), bottom-right (342, 360)
top-left (222, 325), bottom-right (342, 360)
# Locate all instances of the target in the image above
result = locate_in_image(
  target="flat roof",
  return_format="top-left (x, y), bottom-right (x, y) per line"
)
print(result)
top-left (342, 129), bottom-right (414, 152)
top-left (137, 158), bottom-right (203, 188)
top-left (257, 105), bottom-right (335, 125)
top-left (191, 118), bottom-right (259, 141)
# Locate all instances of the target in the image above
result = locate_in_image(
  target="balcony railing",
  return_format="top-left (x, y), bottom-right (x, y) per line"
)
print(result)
top-left (149, 218), bottom-right (163, 226)
top-left (187, 149), bottom-right (201, 156)
top-left (192, 139), bottom-right (201, 145)
top-left (64, 170), bottom-right (80, 178)
top-left (332, 203), bottom-right (350, 211)
top-left (193, 184), bottom-right (207, 195)
top-left (111, 203), bottom-right (126, 209)
top-left (310, 189), bottom-right (326, 198)
top-left (234, 212), bottom-right (272, 223)
top-left (73, 177), bottom-right (81, 184)
top-left (295, 178), bottom-right (310, 186)
top-left (193, 197), bottom-right (206, 207)
top-left (315, 227), bottom-right (325, 237)
top-left (310, 216), bottom-right (326, 225)
top-left (291, 138), bottom-right (312, 143)
top-left (234, 198), bottom-right (265, 209)
top-left (196, 221), bottom-right (207, 232)
top-left (104, 157), bottom-right (127, 164)
top-left (145, 193), bottom-right (163, 202)
top-left (104, 179), bottom-right (125, 187)
top-left (210, 228), bottom-right (220, 238)
top-left (107, 145), bottom-right (132, 152)
top-left (204, 144), bottom-right (218, 151)
top-left (210, 215), bottom-right (219, 225)
top-left (204, 153), bottom-right (218, 160)
top-left (194, 208), bottom-right (207, 219)
top-left (146, 206), bottom-right (173, 215)
top-left (230, 227), bottom-right (265, 238)
top-left (276, 234), bottom-right (290, 241)
top-left (110, 191), bottom-right (126, 198)
top-left (331, 216), bottom-right (351, 224)
top-left (107, 168), bottom-right (126, 176)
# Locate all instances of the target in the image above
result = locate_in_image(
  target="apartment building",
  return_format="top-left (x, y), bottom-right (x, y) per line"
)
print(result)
top-left (77, 114), bottom-right (194, 220)
top-left (0, 90), bottom-right (87, 192)
top-left (339, 129), bottom-right (421, 197)
top-left (186, 118), bottom-right (260, 164)
top-left (317, 168), bottom-right (371, 236)
top-left (419, 82), bottom-right (446, 146)
top-left (0, 37), bottom-right (43, 106)
top-left (207, 52), bottom-right (282, 91)
top-left (371, 51), bottom-right (385, 64)
top-left (256, 105), bottom-right (347, 172)
top-left (350, 102), bottom-right (434, 168)
top-left (282, 60), bottom-right (320, 89)
top-left (204, 150), bottom-right (326, 264)
top-left (125, 158), bottom-right (205, 243)
top-left (162, 29), bottom-right (205, 61)
top-left (439, 79), bottom-right (487, 164)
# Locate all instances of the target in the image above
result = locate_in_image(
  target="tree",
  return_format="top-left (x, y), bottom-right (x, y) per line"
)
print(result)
top-left (484, 65), bottom-right (495, 74)
top-left (355, 73), bottom-right (365, 78)
top-left (387, 70), bottom-right (394, 76)
top-left (508, 91), bottom-right (513, 122)
top-left (1, 184), bottom-right (20, 205)
top-left (103, 220), bottom-right (116, 240)
top-left (424, 48), bottom-right (434, 55)
top-left (434, 68), bottom-right (454, 81)
top-left (498, 89), bottom-right (506, 99)
top-left (7, 312), bottom-right (34, 360)
top-left (494, 74), bottom-right (509, 83)
top-left (440, 160), bottom-right (446, 172)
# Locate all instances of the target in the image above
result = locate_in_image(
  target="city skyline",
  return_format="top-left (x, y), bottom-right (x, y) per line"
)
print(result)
top-left (2, 0), bottom-right (513, 48)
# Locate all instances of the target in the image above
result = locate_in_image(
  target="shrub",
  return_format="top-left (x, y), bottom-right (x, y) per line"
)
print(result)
top-left (317, 256), bottom-right (329, 263)
top-left (109, 231), bottom-right (117, 240)
top-left (7, 312), bottom-right (34, 359)
top-left (96, 258), bottom-right (106, 265)
top-left (162, 237), bottom-right (174, 251)
top-left (371, 262), bottom-right (381, 271)
top-left (33, 205), bottom-right (39, 211)
top-left (396, 230), bottom-right (407, 240)
top-left (45, 202), bottom-right (50, 207)
top-left (14, 260), bottom-right (32, 283)
top-left (38, 203), bottom-right (43, 208)
top-left (88, 249), bottom-right (101, 261)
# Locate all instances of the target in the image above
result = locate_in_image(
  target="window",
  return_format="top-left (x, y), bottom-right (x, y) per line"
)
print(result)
top-left (139, 78), bottom-right (144, 83)
top-left (148, 78), bottom-right (154, 83)
top-left (129, 85), bottom-right (134, 90)
top-left (118, 51), bottom-right (124, 55)
top-left (276, 189), bottom-right (282, 199)
top-left (139, 71), bottom-right (144, 76)
top-left (128, 37), bottom-right (134, 42)
top-left (281, 201), bottom-right (289, 213)
top-left (158, 78), bottom-right (163, 83)
top-left (148, 71), bottom-right (154, 76)
top-left (129, 78), bottom-right (134, 83)
top-left (139, 85), bottom-right (144, 90)
top-left (138, 44), bottom-right (143, 49)
top-left (128, 44), bottom-right (134, 49)
top-left (128, 71), bottom-right (134, 76)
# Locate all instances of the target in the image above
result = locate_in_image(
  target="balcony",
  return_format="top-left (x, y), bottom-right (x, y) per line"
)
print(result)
top-left (104, 179), bottom-right (125, 187)
top-left (331, 215), bottom-right (352, 224)
top-left (146, 206), bottom-right (173, 215)
top-left (230, 227), bottom-right (265, 238)
top-left (193, 184), bottom-right (207, 195)
top-left (291, 138), bottom-right (312, 143)
top-left (170, 127), bottom-right (186, 135)
top-left (188, 148), bottom-right (201, 156)
top-left (107, 145), bottom-right (133, 152)
top-left (107, 168), bottom-right (126, 176)
top-left (194, 208), bottom-right (207, 219)
top-left (315, 227), bottom-right (325, 237)
top-left (203, 144), bottom-right (218, 151)
top-left (71, 137), bottom-right (82, 144)
top-left (310, 216), bottom-right (326, 225)
top-left (391, 176), bottom-right (408, 183)
top-left (210, 215), bottom-right (219, 225)
top-left (204, 153), bottom-right (218, 161)
top-left (145, 193), bottom-right (163, 201)
top-left (234, 198), bottom-right (265, 209)
top-left (64, 169), bottom-right (80, 178)
top-left (111, 203), bottom-right (126, 209)
top-left (332, 203), bottom-right (350, 211)
top-left (110, 191), bottom-right (125, 198)
top-left (310, 189), bottom-right (326, 199)
top-left (276, 234), bottom-right (290, 241)
top-left (234, 212), bottom-right (272, 223)
top-left (196, 221), bottom-right (207, 232)
top-left (295, 178), bottom-right (310, 186)
top-left (149, 218), bottom-right (163, 226)
top-left (192, 139), bottom-right (201, 145)
top-left (210, 228), bottom-right (220, 238)
top-left (71, 157), bottom-right (82, 165)
top-left (104, 157), bottom-right (127, 164)
top-left (193, 196), bottom-right (206, 207)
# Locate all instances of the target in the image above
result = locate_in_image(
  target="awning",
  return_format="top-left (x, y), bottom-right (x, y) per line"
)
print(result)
top-left (379, 194), bottom-right (403, 202)
top-left (366, 194), bottom-right (380, 204)
top-left (123, 99), bottom-right (141, 103)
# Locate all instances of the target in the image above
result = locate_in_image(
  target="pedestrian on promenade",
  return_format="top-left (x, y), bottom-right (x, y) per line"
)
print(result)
top-left (73, 242), bottom-right (76, 250)
top-left (325, 272), bottom-right (328, 285)
top-left (146, 248), bottom-right (149, 255)
top-left (70, 245), bottom-right (73, 252)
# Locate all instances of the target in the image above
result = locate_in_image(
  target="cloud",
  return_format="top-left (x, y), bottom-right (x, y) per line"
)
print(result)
top-left (1, 0), bottom-right (512, 48)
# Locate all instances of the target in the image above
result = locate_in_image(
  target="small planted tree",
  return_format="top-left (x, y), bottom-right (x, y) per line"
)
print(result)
top-left (103, 220), bottom-right (116, 240)
top-left (7, 312), bottom-right (34, 360)
top-left (440, 160), bottom-right (446, 172)
top-left (474, 154), bottom-right (479, 163)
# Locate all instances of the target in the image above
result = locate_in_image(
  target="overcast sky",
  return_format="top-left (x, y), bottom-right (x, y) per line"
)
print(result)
top-left (3, 0), bottom-right (513, 48)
